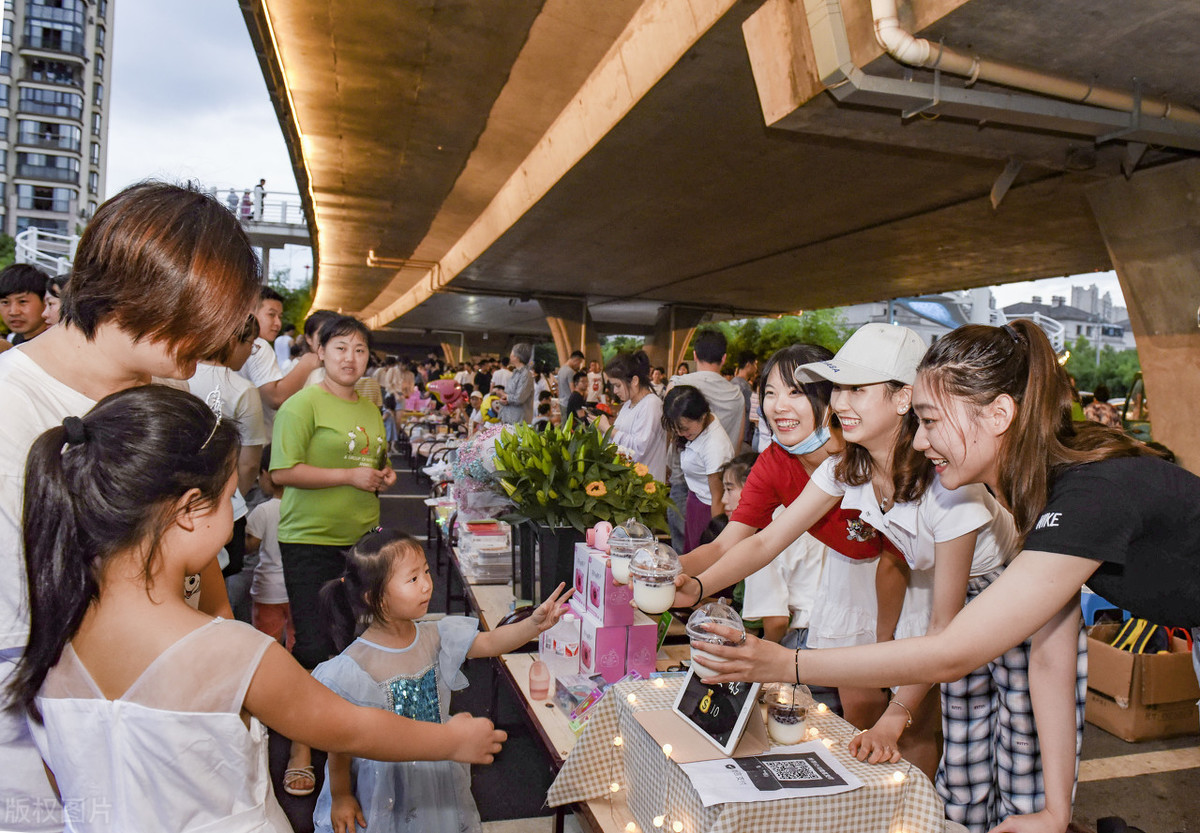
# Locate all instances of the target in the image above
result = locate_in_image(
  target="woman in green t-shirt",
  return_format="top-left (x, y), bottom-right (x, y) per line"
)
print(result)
top-left (270, 314), bottom-right (396, 795)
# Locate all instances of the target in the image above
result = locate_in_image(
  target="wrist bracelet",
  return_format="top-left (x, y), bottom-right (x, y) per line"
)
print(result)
top-left (693, 576), bottom-right (705, 602)
top-left (794, 648), bottom-right (801, 686)
top-left (888, 697), bottom-right (913, 728)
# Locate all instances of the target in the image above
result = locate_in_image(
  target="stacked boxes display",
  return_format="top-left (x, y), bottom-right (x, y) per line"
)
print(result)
top-left (458, 520), bottom-right (513, 584)
top-left (571, 543), bottom-right (661, 683)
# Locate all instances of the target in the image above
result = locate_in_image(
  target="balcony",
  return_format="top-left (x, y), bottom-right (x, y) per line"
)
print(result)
top-left (16, 131), bottom-right (80, 152)
top-left (17, 101), bottom-right (82, 120)
top-left (24, 70), bottom-right (83, 89)
top-left (15, 163), bottom-right (78, 184)
top-left (21, 35), bottom-right (86, 58)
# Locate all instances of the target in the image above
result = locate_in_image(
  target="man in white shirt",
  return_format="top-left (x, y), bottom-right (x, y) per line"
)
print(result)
top-left (668, 330), bottom-right (745, 452)
top-left (491, 360), bottom-right (513, 392)
top-left (238, 287), bottom-right (320, 430)
top-left (556, 350), bottom-right (584, 412)
top-left (585, 359), bottom-right (603, 404)
top-left (665, 329), bottom-right (746, 551)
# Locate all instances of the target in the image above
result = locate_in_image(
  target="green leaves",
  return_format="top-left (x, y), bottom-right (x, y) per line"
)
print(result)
top-left (490, 419), bottom-right (672, 534)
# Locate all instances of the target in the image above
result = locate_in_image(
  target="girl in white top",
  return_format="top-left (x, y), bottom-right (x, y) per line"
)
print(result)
top-left (597, 350), bottom-right (668, 483)
top-left (677, 325), bottom-right (1041, 809)
top-left (8, 385), bottom-right (506, 833)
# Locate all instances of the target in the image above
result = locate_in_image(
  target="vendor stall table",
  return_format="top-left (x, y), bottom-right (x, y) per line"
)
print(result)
top-left (547, 675), bottom-right (945, 833)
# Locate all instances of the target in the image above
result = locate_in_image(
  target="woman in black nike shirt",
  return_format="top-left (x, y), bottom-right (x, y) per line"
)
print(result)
top-left (696, 319), bottom-right (1199, 833)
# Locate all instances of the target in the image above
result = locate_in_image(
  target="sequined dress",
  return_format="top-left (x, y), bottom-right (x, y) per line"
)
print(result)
top-left (311, 617), bottom-right (480, 833)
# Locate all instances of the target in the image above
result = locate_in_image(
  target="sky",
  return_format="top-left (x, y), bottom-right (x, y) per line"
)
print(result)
top-left (105, 0), bottom-right (311, 284)
top-left (102, 1), bottom-right (1126, 310)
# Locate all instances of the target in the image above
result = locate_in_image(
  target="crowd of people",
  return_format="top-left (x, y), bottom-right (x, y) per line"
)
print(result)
top-left (0, 182), bottom-right (1196, 833)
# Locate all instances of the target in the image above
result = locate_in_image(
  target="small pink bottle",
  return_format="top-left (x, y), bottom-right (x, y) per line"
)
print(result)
top-left (529, 660), bottom-right (551, 700)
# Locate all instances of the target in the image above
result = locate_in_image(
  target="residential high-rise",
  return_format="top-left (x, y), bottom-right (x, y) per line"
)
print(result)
top-left (1, 0), bottom-right (111, 238)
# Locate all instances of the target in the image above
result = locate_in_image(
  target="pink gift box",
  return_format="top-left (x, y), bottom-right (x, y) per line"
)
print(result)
top-left (578, 608), bottom-right (627, 684)
top-left (586, 549), bottom-right (634, 627)
top-left (572, 542), bottom-right (593, 599)
top-left (625, 610), bottom-right (658, 679)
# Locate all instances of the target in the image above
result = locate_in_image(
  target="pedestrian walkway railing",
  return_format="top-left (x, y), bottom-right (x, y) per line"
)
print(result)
top-left (15, 227), bottom-right (77, 276)
top-left (215, 187), bottom-right (307, 227)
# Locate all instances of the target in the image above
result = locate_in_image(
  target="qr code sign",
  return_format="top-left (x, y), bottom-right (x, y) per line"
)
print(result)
top-left (763, 758), bottom-right (822, 781)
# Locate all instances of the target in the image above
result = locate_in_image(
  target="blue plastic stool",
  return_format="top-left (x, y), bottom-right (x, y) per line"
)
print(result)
top-left (1081, 589), bottom-right (1129, 626)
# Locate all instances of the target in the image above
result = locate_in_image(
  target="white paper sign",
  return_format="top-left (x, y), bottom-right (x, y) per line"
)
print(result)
top-left (678, 741), bottom-right (864, 807)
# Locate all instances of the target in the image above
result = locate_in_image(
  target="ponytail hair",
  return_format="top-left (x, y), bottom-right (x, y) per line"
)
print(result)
top-left (319, 528), bottom-right (425, 652)
top-left (918, 320), bottom-right (1150, 537)
top-left (604, 350), bottom-right (653, 391)
top-left (11, 385), bottom-right (240, 720)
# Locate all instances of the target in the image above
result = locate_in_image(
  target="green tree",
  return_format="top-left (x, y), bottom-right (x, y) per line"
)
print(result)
top-left (0, 234), bottom-right (16, 272)
top-left (269, 268), bottom-right (312, 329)
top-left (1063, 335), bottom-right (1141, 397)
top-left (698, 308), bottom-right (852, 369)
top-left (600, 335), bottom-right (645, 364)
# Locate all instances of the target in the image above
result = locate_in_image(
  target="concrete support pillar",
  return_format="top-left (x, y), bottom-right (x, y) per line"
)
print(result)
top-left (439, 341), bottom-right (459, 366)
top-left (260, 246), bottom-right (271, 283)
top-left (643, 305), bottom-right (707, 372)
top-left (538, 298), bottom-right (602, 364)
top-left (1084, 159), bottom-right (1200, 473)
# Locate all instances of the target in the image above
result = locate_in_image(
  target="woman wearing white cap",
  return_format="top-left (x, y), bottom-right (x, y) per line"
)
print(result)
top-left (674, 323), bottom-right (1082, 833)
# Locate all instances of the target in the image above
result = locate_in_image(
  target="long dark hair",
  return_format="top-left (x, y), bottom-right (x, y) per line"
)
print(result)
top-left (605, 350), bottom-right (653, 392)
top-left (918, 320), bottom-right (1150, 537)
top-left (757, 344), bottom-right (835, 432)
top-left (320, 528), bottom-right (425, 652)
top-left (11, 386), bottom-right (241, 720)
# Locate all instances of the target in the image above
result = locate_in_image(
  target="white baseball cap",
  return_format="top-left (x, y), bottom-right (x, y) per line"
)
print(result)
top-left (796, 323), bottom-right (927, 386)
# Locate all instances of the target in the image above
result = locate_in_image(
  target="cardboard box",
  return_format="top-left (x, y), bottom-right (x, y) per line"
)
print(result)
top-left (586, 549), bottom-right (634, 627)
top-left (1085, 623), bottom-right (1200, 742)
top-left (625, 610), bottom-right (659, 679)
top-left (578, 608), bottom-right (627, 683)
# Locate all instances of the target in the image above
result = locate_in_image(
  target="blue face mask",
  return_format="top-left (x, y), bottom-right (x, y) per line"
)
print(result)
top-left (774, 425), bottom-right (831, 456)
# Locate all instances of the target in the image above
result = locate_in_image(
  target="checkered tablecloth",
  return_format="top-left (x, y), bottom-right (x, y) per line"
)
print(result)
top-left (548, 676), bottom-right (945, 833)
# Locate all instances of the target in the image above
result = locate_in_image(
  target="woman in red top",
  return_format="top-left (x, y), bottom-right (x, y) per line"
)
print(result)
top-left (680, 344), bottom-right (907, 733)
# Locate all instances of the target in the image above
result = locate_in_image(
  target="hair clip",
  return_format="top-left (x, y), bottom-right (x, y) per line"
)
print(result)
top-left (200, 389), bottom-right (223, 450)
top-left (1001, 323), bottom-right (1022, 345)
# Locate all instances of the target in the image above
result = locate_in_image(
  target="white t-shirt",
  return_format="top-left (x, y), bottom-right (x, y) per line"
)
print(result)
top-left (237, 337), bottom-right (283, 388)
top-left (610, 393), bottom-right (668, 483)
top-left (741, 511), bottom-right (826, 631)
top-left (273, 334), bottom-right (293, 368)
top-left (809, 456), bottom-right (1017, 576)
top-left (491, 367), bottom-right (512, 391)
top-left (237, 337), bottom-right (284, 435)
top-left (188, 364), bottom-right (268, 523)
top-left (586, 371), bottom-right (603, 403)
top-left (0, 348), bottom-right (94, 648)
top-left (668, 370), bottom-right (745, 453)
top-left (246, 498), bottom-right (288, 604)
top-left (679, 419), bottom-right (734, 504)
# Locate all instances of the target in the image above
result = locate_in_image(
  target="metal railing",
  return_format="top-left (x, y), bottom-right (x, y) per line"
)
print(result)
top-left (214, 187), bottom-right (307, 227)
top-left (15, 226), bottom-right (77, 276)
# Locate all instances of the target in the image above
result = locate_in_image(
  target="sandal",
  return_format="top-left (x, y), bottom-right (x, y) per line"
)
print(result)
top-left (282, 765), bottom-right (316, 797)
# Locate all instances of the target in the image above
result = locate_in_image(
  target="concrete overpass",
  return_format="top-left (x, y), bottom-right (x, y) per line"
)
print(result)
top-left (238, 0), bottom-right (1200, 467)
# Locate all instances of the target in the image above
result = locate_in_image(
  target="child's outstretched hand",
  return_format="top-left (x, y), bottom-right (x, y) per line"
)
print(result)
top-left (331, 794), bottom-right (367, 833)
top-left (528, 582), bottom-right (574, 634)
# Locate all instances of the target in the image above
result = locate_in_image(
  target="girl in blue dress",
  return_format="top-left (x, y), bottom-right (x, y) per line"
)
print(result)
top-left (313, 528), bottom-right (572, 833)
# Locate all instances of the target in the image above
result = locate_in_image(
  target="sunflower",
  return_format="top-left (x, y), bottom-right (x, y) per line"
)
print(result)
top-left (633, 462), bottom-right (649, 477)
top-left (585, 480), bottom-right (608, 497)
top-left (644, 482), bottom-right (657, 494)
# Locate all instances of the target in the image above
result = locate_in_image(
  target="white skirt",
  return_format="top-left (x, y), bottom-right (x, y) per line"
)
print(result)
top-left (807, 552), bottom-right (933, 648)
